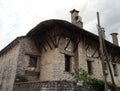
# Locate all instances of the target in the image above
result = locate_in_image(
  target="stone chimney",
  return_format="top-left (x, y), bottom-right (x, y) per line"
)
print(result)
top-left (101, 27), bottom-right (105, 39)
top-left (111, 33), bottom-right (119, 46)
top-left (70, 9), bottom-right (83, 28)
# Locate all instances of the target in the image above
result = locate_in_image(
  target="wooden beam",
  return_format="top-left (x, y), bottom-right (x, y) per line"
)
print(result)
top-left (45, 39), bottom-right (53, 49)
top-left (37, 37), bottom-right (47, 52)
top-left (31, 36), bottom-right (48, 52)
top-left (25, 52), bottom-right (41, 57)
top-left (41, 44), bottom-right (47, 52)
top-left (32, 38), bottom-right (41, 51)
top-left (85, 44), bottom-right (90, 50)
top-left (56, 35), bottom-right (62, 48)
top-left (114, 56), bottom-right (119, 63)
top-left (46, 32), bottom-right (57, 48)
top-left (73, 40), bottom-right (80, 52)
top-left (117, 56), bottom-right (120, 63)
top-left (91, 47), bottom-right (98, 57)
top-left (108, 55), bottom-right (113, 62)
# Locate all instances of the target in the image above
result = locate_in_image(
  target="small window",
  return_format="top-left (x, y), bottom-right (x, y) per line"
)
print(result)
top-left (65, 55), bottom-right (71, 72)
top-left (112, 64), bottom-right (118, 76)
top-left (28, 56), bottom-right (37, 68)
top-left (65, 38), bottom-right (71, 51)
top-left (87, 60), bottom-right (93, 75)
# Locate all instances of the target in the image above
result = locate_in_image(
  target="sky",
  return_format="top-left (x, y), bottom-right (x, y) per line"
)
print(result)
top-left (0, 0), bottom-right (120, 50)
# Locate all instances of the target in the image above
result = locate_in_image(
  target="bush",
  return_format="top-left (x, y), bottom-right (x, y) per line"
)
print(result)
top-left (73, 68), bottom-right (117, 91)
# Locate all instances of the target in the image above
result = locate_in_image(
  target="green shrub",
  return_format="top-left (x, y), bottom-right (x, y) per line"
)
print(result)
top-left (73, 68), bottom-right (117, 90)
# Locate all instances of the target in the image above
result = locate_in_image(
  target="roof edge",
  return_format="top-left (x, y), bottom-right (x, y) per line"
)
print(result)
top-left (26, 19), bottom-right (120, 52)
top-left (0, 36), bottom-right (26, 57)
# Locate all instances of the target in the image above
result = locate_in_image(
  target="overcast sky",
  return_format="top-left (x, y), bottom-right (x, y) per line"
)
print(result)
top-left (0, 0), bottom-right (120, 50)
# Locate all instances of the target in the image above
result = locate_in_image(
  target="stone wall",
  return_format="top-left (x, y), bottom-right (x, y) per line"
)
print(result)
top-left (77, 39), bottom-right (120, 87)
top-left (0, 43), bottom-right (20, 91)
top-left (1, 34), bottom-right (119, 90)
top-left (40, 48), bottom-right (74, 81)
top-left (39, 36), bottom-right (75, 81)
top-left (13, 80), bottom-right (119, 91)
top-left (21, 35), bottom-right (120, 86)
top-left (16, 37), bottom-right (40, 81)
top-left (15, 37), bottom-right (74, 82)
top-left (13, 81), bottom-right (89, 91)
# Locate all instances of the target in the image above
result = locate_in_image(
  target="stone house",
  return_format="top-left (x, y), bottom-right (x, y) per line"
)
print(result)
top-left (0, 9), bottom-right (120, 91)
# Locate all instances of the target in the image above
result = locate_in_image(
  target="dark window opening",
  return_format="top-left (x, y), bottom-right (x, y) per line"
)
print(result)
top-left (28, 56), bottom-right (37, 67)
top-left (65, 55), bottom-right (71, 72)
top-left (112, 64), bottom-right (118, 76)
top-left (87, 60), bottom-right (93, 75)
top-left (104, 63), bottom-right (107, 70)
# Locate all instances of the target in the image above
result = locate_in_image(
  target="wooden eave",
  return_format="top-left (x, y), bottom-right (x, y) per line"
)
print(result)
top-left (26, 19), bottom-right (120, 54)
top-left (0, 19), bottom-right (120, 62)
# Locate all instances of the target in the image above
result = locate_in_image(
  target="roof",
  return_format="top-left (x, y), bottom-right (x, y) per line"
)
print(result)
top-left (0, 19), bottom-right (120, 57)
top-left (27, 19), bottom-right (98, 40)
top-left (0, 36), bottom-right (26, 56)
top-left (27, 19), bottom-right (120, 53)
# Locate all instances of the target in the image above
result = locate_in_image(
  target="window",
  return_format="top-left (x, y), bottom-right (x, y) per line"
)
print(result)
top-left (87, 60), bottom-right (93, 75)
top-left (65, 38), bottom-right (71, 51)
top-left (112, 64), bottom-right (118, 76)
top-left (28, 56), bottom-right (37, 68)
top-left (86, 47), bottom-right (92, 57)
top-left (65, 55), bottom-right (71, 72)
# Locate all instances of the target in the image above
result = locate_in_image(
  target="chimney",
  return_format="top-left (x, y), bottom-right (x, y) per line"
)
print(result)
top-left (70, 9), bottom-right (83, 28)
top-left (101, 27), bottom-right (105, 39)
top-left (111, 33), bottom-right (119, 46)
